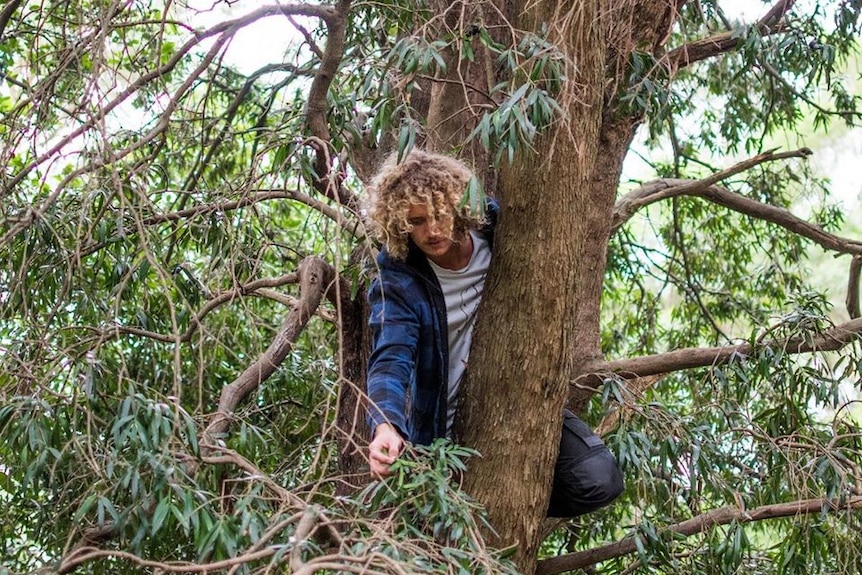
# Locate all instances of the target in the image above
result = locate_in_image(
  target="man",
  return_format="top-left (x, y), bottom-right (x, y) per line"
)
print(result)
top-left (364, 149), bottom-right (623, 517)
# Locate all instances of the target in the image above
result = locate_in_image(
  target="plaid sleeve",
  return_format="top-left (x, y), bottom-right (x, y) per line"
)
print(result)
top-left (366, 271), bottom-right (420, 439)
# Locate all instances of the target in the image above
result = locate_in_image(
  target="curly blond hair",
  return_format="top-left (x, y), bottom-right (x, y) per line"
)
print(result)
top-left (364, 150), bottom-right (486, 260)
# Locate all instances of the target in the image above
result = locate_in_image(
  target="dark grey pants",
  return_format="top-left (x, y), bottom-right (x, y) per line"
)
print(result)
top-left (546, 410), bottom-right (624, 517)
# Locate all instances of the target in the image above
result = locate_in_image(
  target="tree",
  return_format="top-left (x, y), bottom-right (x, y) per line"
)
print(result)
top-left (1, 0), bottom-right (862, 574)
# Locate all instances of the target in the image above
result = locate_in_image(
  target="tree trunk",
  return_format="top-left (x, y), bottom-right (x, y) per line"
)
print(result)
top-left (451, 0), bottom-right (673, 572)
top-left (455, 2), bottom-right (609, 571)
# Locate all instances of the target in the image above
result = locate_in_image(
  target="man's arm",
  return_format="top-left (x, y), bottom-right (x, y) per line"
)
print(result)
top-left (365, 271), bottom-right (420, 475)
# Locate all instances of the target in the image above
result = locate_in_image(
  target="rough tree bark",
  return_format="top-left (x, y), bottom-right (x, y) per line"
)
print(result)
top-left (447, 1), bottom-right (681, 572)
top-left (456, 0), bottom-right (608, 569)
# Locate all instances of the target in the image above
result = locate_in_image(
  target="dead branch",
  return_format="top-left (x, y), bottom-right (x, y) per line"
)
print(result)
top-left (537, 495), bottom-right (862, 575)
top-left (59, 546), bottom-right (279, 574)
top-left (582, 317), bottom-right (862, 382)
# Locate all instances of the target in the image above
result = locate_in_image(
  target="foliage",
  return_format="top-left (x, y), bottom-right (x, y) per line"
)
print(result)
top-left (1, 0), bottom-right (861, 574)
top-left (352, 440), bottom-right (521, 575)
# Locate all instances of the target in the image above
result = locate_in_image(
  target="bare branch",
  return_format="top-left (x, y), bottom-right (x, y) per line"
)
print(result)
top-left (59, 547), bottom-right (279, 574)
top-left (695, 182), bottom-right (862, 256)
top-left (89, 272), bottom-right (300, 346)
top-left (537, 495), bottom-right (862, 575)
top-left (666, 0), bottom-right (795, 69)
top-left (178, 62), bottom-right (311, 196)
top-left (848, 256), bottom-right (862, 319)
top-left (582, 317), bottom-right (862, 381)
top-left (291, 508), bottom-right (321, 572)
top-left (288, 15), bottom-right (325, 59)
top-left (146, 185), bottom-right (357, 230)
top-left (204, 256), bottom-right (335, 441)
top-left (77, 188), bottom-right (363, 259)
top-left (303, 0), bottom-right (357, 210)
top-left (2, 31), bottom-right (232, 247)
top-left (757, 0), bottom-right (796, 28)
top-left (613, 151), bottom-right (862, 260)
top-left (1, 3), bottom-right (341, 242)
top-left (613, 147), bottom-right (811, 231)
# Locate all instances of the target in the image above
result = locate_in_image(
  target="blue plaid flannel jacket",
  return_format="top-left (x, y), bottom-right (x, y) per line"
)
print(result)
top-left (366, 200), bottom-right (498, 445)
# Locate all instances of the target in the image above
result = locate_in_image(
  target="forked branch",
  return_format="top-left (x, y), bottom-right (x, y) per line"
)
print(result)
top-left (613, 149), bottom-right (862, 259)
top-left (204, 256), bottom-right (335, 442)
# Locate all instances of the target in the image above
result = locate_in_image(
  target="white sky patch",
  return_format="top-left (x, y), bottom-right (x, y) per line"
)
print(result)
top-left (181, 0), bottom-right (302, 75)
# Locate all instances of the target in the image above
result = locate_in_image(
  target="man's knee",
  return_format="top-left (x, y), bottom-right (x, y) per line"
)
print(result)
top-left (547, 411), bottom-right (623, 518)
top-left (570, 449), bottom-right (624, 507)
top-left (548, 448), bottom-right (623, 517)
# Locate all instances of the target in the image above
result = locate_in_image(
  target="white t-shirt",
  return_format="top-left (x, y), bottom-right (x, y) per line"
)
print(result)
top-left (428, 230), bottom-right (492, 434)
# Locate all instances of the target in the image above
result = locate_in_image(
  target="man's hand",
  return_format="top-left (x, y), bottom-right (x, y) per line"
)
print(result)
top-left (369, 423), bottom-right (404, 478)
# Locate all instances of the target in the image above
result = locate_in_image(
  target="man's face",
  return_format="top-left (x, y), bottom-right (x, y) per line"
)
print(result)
top-left (406, 203), bottom-right (457, 265)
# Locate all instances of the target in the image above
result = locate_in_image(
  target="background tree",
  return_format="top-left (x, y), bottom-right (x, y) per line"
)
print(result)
top-left (1, 1), bottom-right (862, 574)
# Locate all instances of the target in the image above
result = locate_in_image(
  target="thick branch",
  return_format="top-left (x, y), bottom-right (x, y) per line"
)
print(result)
top-left (204, 256), bottom-right (334, 441)
top-left (584, 317), bottom-right (862, 381)
top-left (697, 185), bottom-right (862, 256)
top-left (666, 0), bottom-right (794, 69)
top-left (537, 495), bottom-right (862, 575)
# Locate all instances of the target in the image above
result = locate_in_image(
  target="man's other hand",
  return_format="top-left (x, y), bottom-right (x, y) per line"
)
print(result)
top-left (369, 423), bottom-right (404, 478)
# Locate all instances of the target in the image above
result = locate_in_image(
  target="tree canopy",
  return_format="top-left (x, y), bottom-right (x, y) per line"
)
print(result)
top-left (1, 1), bottom-right (862, 574)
